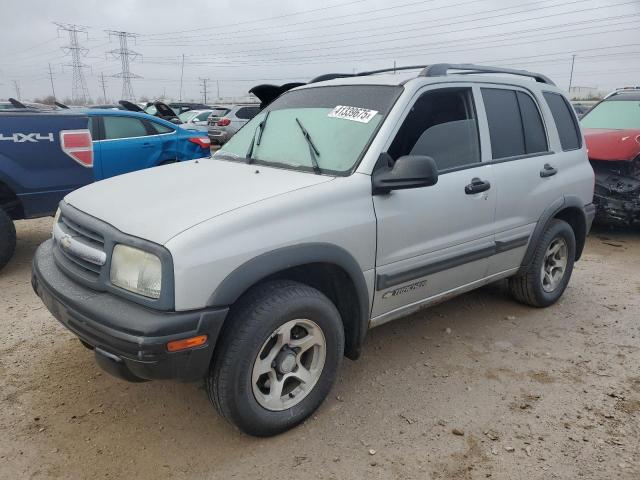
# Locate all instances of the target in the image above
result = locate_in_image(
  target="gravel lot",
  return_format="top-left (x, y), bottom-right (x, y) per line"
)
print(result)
top-left (1, 218), bottom-right (639, 479)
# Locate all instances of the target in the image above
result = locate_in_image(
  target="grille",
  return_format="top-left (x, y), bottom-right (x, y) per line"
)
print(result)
top-left (53, 214), bottom-right (106, 281)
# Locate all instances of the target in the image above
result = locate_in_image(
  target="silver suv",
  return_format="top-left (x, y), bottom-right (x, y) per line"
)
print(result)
top-left (32, 64), bottom-right (595, 437)
top-left (207, 104), bottom-right (260, 144)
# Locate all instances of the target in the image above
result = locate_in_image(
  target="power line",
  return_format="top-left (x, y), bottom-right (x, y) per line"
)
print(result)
top-left (106, 30), bottom-right (141, 101)
top-left (139, 0), bottom-right (370, 37)
top-left (55, 22), bottom-right (91, 104)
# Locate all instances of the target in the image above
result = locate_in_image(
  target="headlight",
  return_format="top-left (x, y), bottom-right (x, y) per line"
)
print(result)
top-left (110, 244), bottom-right (162, 299)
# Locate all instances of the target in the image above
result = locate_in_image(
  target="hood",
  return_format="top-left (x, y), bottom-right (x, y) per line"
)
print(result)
top-left (65, 160), bottom-right (333, 244)
top-left (584, 128), bottom-right (640, 162)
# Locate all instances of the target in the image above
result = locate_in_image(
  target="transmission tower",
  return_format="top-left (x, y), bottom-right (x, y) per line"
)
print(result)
top-left (55, 22), bottom-right (90, 105)
top-left (106, 30), bottom-right (141, 102)
top-left (98, 73), bottom-right (108, 103)
top-left (12, 80), bottom-right (21, 100)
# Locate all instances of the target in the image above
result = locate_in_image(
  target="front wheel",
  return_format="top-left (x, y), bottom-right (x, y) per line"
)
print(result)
top-left (207, 280), bottom-right (344, 436)
top-left (509, 219), bottom-right (576, 307)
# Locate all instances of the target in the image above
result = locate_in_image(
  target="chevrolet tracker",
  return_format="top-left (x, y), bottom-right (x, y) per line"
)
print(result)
top-left (32, 64), bottom-right (595, 436)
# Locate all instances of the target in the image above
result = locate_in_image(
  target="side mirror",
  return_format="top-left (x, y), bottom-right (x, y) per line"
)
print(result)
top-left (372, 154), bottom-right (438, 195)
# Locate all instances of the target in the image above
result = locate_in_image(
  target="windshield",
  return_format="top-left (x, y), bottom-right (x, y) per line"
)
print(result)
top-left (581, 99), bottom-right (640, 129)
top-left (215, 85), bottom-right (402, 175)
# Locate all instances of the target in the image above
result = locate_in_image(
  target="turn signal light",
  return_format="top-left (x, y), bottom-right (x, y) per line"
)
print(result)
top-left (166, 335), bottom-right (208, 352)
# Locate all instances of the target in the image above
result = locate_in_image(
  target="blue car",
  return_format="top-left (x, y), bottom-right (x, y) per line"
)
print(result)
top-left (86, 109), bottom-right (211, 180)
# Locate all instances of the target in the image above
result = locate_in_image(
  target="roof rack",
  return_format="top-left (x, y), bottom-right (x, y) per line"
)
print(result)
top-left (310, 63), bottom-right (555, 86)
top-left (420, 64), bottom-right (555, 85)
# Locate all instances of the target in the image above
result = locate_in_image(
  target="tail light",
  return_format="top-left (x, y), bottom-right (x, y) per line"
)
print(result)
top-left (60, 129), bottom-right (93, 167)
top-left (189, 136), bottom-right (211, 149)
top-left (217, 117), bottom-right (231, 127)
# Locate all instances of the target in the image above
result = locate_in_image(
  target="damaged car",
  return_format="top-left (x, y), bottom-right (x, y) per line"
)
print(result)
top-left (581, 88), bottom-right (640, 226)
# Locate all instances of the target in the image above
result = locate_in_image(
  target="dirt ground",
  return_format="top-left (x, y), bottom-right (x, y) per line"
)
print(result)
top-left (1, 218), bottom-right (639, 480)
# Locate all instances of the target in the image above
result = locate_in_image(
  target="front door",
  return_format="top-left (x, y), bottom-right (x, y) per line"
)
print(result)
top-left (372, 85), bottom-right (496, 320)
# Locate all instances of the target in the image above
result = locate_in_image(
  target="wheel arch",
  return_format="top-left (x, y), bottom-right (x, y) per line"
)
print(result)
top-left (207, 243), bottom-right (371, 360)
top-left (521, 195), bottom-right (588, 272)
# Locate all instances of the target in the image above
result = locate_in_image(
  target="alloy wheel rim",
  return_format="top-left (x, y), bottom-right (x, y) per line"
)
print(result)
top-left (541, 237), bottom-right (568, 293)
top-left (252, 319), bottom-right (326, 411)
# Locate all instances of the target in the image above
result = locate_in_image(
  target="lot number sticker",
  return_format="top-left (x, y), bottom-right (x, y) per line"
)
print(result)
top-left (328, 105), bottom-right (378, 123)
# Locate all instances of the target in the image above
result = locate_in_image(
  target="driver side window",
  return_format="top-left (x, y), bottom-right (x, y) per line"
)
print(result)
top-left (388, 88), bottom-right (480, 172)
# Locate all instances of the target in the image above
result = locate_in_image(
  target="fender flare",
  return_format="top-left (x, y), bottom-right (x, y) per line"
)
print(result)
top-left (520, 195), bottom-right (588, 271)
top-left (207, 242), bottom-right (371, 356)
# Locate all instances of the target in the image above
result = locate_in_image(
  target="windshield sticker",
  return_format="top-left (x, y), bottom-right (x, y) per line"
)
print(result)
top-left (328, 105), bottom-right (378, 123)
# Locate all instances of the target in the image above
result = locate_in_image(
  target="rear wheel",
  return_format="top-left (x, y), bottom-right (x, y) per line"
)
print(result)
top-left (207, 280), bottom-right (344, 436)
top-left (509, 219), bottom-right (575, 307)
top-left (0, 209), bottom-right (16, 271)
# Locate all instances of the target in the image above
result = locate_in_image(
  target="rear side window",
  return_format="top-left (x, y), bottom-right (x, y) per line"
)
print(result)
top-left (482, 88), bottom-right (549, 159)
top-left (103, 116), bottom-right (148, 140)
top-left (543, 92), bottom-right (581, 151)
top-left (236, 106), bottom-right (260, 120)
top-left (482, 89), bottom-right (525, 159)
top-left (150, 122), bottom-right (173, 134)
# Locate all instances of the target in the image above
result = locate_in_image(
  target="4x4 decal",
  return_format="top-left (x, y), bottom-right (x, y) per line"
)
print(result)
top-left (0, 133), bottom-right (54, 143)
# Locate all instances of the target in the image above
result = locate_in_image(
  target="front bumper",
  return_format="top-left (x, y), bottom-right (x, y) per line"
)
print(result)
top-left (207, 128), bottom-right (229, 144)
top-left (592, 163), bottom-right (640, 226)
top-left (32, 240), bottom-right (228, 382)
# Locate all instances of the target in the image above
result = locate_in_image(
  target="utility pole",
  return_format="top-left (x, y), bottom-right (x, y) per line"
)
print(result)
top-left (199, 78), bottom-right (209, 104)
top-left (47, 63), bottom-right (56, 100)
top-left (568, 54), bottom-right (576, 93)
top-left (179, 54), bottom-right (185, 101)
top-left (106, 30), bottom-right (141, 102)
top-left (216, 80), bottom-right (220, 100)
top-left (99, 72), bottom-right (108, 103)
top-left (393, 60), bottom-right (396, 74)
top-left (54, 22), bottom-right (90, 105)
top-left (12, 80), bottom-right (21, 100)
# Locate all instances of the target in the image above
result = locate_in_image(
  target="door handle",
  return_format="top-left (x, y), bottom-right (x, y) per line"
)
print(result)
top-left (540, 163), bottom-right (558, 178)
top-left (465, 177), bottom-right (491, 194)
top-left (142, 142), bottom-right (153, 148)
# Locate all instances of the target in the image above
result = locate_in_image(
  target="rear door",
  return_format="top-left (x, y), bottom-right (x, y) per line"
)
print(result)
top-left (97, 115), bottom-right (168, 179)
top-left (480, 86), bottom-right (563, 275)
top-left (372, 85), bottom-right (496, 320)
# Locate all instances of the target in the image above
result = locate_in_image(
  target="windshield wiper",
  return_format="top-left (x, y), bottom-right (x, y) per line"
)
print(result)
top-left (294, 117), bottom-right (321, 174)
top-left (245, 110), bottom-right (270, 164)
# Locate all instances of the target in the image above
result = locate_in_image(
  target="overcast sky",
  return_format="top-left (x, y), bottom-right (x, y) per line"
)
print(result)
top-left (1, 0), bottom-right (638, 103)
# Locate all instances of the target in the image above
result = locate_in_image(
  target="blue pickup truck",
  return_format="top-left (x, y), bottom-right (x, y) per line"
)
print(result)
top-left (0, 108), bottom-right (211, 270)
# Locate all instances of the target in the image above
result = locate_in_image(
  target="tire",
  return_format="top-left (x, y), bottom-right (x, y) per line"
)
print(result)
top-left (0, 209), bottom-right (17, 271)
top-left (207, 280), bottom-right (344, 437)
top-left (509, 219), bottom-right (576, 307)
